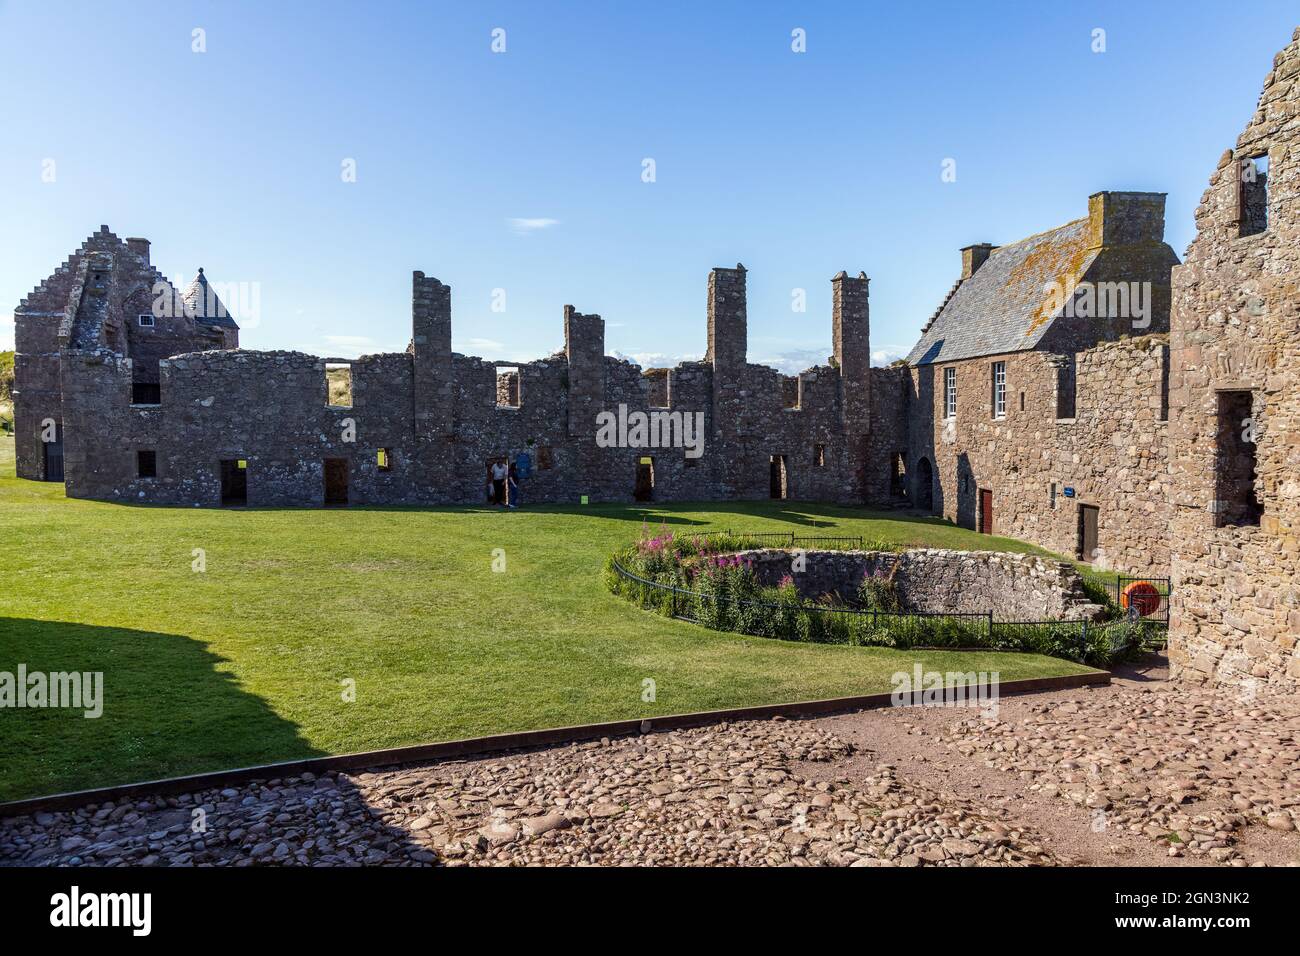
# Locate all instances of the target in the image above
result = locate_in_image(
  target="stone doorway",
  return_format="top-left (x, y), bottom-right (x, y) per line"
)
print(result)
top-left (1077, 503), bottom-right (1099, 562)
top-left (43, 426), bottom-right (64, 482)
top-left (770, 455), bottom-right (788, 499)
top-left (979, 488), bottom-right (994, 534)
top-left (915, 457), bottom-right (934, 512)
top-left (324, 458), bottom-right (350, 506)
top-left (220, 459), bottom-right (247, 506)
top-left (634, 456), bottom-right (655, 502)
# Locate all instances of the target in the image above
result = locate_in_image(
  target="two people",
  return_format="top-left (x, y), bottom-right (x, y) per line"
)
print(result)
top-left (487, 457), bottom-right (521, 509)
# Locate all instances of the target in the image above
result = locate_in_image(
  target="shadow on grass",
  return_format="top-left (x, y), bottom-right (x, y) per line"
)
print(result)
top-left (0, 619), bottom-right (441, 865)
top-left (0, 618), bottom-right (328, 803)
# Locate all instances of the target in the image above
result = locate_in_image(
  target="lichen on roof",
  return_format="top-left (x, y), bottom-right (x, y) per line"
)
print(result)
top-left (907, 217), bottom-right (1099, 366)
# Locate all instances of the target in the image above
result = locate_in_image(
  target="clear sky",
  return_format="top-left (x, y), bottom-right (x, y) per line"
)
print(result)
top-left (1, 1), bottom-right (1296, 370)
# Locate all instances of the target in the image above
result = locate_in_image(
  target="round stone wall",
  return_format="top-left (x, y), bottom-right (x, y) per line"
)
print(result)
top-left (735, 548), bottom-right (1105, 622)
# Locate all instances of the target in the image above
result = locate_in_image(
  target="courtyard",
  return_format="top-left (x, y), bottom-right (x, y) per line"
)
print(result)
top-left (5, 666), bottom-right (1298, 867)
top-left (0, 435), bottom-right (1096, 803)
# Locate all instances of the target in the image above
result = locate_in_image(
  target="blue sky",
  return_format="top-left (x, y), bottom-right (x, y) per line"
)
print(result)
top-left (1, 1), bottom-right (1296, 369)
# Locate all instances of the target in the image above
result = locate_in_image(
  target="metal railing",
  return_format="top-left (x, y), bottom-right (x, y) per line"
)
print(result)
top-left (610, 556), bottom-right (1092, 660)
top-left (697, 530), bottom-right (868, 549)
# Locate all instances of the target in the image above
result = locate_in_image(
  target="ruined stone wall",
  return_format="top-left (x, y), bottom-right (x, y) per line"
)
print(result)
top-left (906, 336), bottom-right (1171, 575)
top-left (13, 228), bottom-right (230, 480)
top-left (865, 364), bottom-right (910, 505)
top-left (738, 548), bottom-right (1103, 621)
top-left (1168, 28), bottom-right (1300, 692)
top-left (53, 264), bottom-right (878, 508)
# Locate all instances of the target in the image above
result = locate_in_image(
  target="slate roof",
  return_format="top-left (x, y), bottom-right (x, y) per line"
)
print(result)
top-left (181, 268), bottom-right (239, 329)
top-left (907, 217), bottom-right (1097, 366)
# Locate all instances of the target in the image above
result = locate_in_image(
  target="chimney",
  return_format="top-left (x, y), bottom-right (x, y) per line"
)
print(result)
top-left (126, 238), bottom-right (151, 265)
top-left (705, 263), bottom-right (747, 370)
top-left (960, 243), bottom-right (996, 279)
top-left (1086, 191), bottom-right (1166, 249)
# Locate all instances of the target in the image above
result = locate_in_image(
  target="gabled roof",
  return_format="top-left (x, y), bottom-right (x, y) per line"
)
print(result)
top-left (181, 268), bottom-right (239, 329)
top-left (907, 217), bottom-right (1097, 366)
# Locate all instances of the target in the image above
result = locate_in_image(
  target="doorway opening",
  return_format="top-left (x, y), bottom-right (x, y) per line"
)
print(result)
top-left (324, 458), bottom-right (349, 506)
top-left (769, 454), bottom-right (788, 499)
top-left (1077, 504), bottom-right (1100, 563)
top-left (43, 425), bottom-right (65, 482)
top-left (220, 459), bottom-right (248, 506)
top-left (634, 456), bottom-right (655, 502)
top-left (915, 456), bottom-right (934, 512)
top-left (978, 488), bottom-right (994, 534)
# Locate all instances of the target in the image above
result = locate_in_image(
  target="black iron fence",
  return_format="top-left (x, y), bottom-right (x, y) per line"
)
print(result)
top-left (609, 557), bottom-right (1105, 662)
top-left (1079, 569), bottom-right (1171, 636)
top-left (698, 530), bottom-right (868, 549)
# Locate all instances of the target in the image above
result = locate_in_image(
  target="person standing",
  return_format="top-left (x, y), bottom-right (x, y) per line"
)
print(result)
top-left (490, 457), bottom-right (508, 507)
top-left (507, 461), bottom-right (521, 510)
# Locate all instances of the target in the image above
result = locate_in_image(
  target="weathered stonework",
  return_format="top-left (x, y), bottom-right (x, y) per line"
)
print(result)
top-left (1167, 28), bottom-right (1300, 692)
top-left (736, 548), bottom-right (1103, 621)
top-left (903, 193), bottom-right (1179, 578)
top-left (11, 27), bottom-right (1300, 694)
top-left (14, 238), bottom-right (878, 507)
top-left (907, 336), bottom-right (1172, 575)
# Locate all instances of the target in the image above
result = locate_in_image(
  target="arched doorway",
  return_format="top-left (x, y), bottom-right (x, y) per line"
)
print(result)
top-left (915, 457), bottom-right (934, 512)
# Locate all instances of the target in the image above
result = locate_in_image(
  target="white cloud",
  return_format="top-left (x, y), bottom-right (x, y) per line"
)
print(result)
top-left (871, 346), bottom-right (909, 366)
top-left (325, 334), bottom-right (376, 349)
top-left (751, 348), bottom-right (832, 375)
top-left (610, 349), bottom-right (702, 369)
top-left (462, 337), bottom-right (505, 354)
top-left (509, 217), bottom-right (560, 235)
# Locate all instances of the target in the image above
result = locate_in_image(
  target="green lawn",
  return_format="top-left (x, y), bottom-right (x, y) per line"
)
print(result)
top-left (0, 436), bottom-right (1094, 801)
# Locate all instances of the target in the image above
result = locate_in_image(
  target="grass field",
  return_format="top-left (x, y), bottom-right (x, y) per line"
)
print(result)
top-left (0, 436), bottom-right (1095, 801)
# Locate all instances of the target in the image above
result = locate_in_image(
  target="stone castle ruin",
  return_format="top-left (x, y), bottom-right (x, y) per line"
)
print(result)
top-left (12, 27), bottom-right (1300, 692)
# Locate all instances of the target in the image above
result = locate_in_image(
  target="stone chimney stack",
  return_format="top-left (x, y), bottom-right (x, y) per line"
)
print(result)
top-left (960, 243), bottom-right (996, 279)
top-left (832, 269), bottom-right (872, 502)
top-left (705, 264), bottom-right (747, 371)
top-left (126, 238), bottom-right (151, 265)
top-left (411, 271), bottom-right (453, 441)
top-left (1087, 191), bottom-right (1167, 249)
top-left (564, 305), bottom-right (606, 438)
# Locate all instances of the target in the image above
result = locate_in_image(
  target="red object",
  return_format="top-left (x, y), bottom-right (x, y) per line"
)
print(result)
top-left (1121, 581), bottom-right (1161, 617)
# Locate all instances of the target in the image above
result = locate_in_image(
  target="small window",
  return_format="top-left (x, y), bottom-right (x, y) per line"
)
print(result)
top-left (890, 453), bottom-right (907, 498)
top-left (1019, 390), bottom-right (1026, 412)
top-left (781, 375), bottom-right (801, 411)
top-left (813, 443), bottom-right (825, 467)
top-left (1050, 482), bottom-right (1057, 510)
top-left (132, 382), bottom-right (161, 405)
top-left (1215, 390), bottom-right (1262, 527)
top-left (991, 361), bottom-right (1006, 418)
top-left (377, 448), bottom-right (393, 472)
top-left (944, 367), bottom-right (957, 419)
top-left (1239, 154), bottom-right (1269, 238)
top-left (1159, 345), bottom-right (1170, 422)
top-left (1055, 355), bottom-right (1077, 420)
top-left (137, 450), bottom-right (157, 478)
top-left (326, 363), bottom-right (353, 408)
top-left (496, 366), bottom-right (520, 408)
top-left (138, 313), bottom-right (155, 328)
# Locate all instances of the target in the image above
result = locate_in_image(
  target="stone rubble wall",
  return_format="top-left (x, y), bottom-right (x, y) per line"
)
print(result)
top-left (734, 548), bottom-right (1103, 621)
top-left (906, 337), bottom-right (1171, 576)
top-left (1167, 27), bottom-right (1300, 691)
top-left (51, 266), bottom-right (878, 507)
